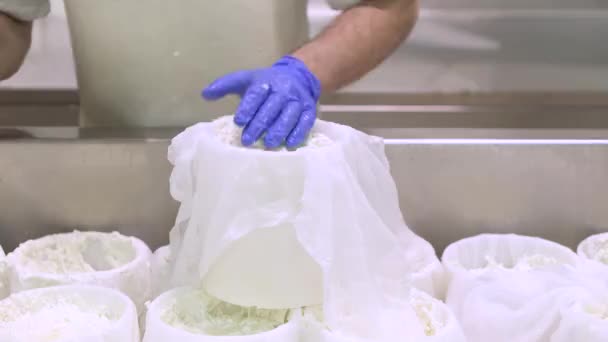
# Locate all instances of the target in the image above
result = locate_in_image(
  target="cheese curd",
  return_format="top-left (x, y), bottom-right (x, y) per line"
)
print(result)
top-left (473, 254), bottom-right (560, 272)
top-left (143, 287), bottom-right (299, 342)
top-left (213, 116), bottom-right (333, 150)
top-left (8, 231), bottom-right (152, 311)
top-left (160, 289), bottom-right (289, 336)
top-left (0, 285), bottom-right (139, 342)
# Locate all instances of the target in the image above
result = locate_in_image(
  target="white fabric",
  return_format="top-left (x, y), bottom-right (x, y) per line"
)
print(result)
top-left (406, 239), bottom-right (446, 299)
top-left (0, 0), bottom-right (49, 21)
top-left (301, 289), bottom-right (467, 342)
top-left (151, 246), bottom-right (172, 299)
top-left (168, 116), bottom-right (442, 341)
top-left (0, 285), bottom-right (140, 342)
top-left (441, 234), bottom-right (608, 342)
top-left (0, 246), bottom-right (8, 300)
top-left (453, 267), bottom-right (581, 342)
top-left (442, 234), bottom-right (581, 314)
top-left (552, 290), bottom-right (608, 342)
top-left (7, 231), bottom-right (152, 312)
top-left (450, 266), bottom-right (608, 342)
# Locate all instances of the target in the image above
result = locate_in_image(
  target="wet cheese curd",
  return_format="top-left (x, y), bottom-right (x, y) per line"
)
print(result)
top-left (212, 115), bottom-right (333, 150)
top-left (7, 231), bottom-right (152, 311)
top-left (0, 285), bottom-right (139, 342)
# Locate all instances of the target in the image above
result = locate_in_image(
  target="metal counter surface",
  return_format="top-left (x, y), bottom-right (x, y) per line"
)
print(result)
top-left (1, 132), bottom-right (607, 254)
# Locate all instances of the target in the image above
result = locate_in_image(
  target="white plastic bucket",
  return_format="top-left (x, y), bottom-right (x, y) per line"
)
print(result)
top-left (442, 233), bottom-right (579, 278)
top-left (7, 231), bottom-right (152, 311)
top-left (577, 232), bottom-right (608, 265)
top-left (64, 0), bottom-right (309, 127)
top-left (0, 285), bottom-right (140, 342)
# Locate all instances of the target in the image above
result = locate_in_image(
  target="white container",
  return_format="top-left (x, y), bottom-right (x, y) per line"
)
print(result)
top-left (442, 233), bottom-right (579, 279)
top-left (442, 234), bottom-right (582, 342)
top-left (143, 287), bottom-right (300, 342)
top-left (64, 0), bottom-right (309, 127)
top-left (577, 232), bottom-right (608, 265)
top-left (7, 231), bottom-right (152, 311)
top-left (0, 285), bottom-right (140, 342)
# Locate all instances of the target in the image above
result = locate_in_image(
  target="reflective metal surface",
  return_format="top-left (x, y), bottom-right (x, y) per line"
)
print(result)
top-left (388, 140), bottom-right (608, 251)
top-left (1, 129), bottom-right (608, 253)
top-left (0, 140), bottom-right (175, 252)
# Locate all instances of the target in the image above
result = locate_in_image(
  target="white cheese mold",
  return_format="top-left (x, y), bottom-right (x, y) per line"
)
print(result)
top-left (301, 289), bottom-right (467, 342)
top-left (168, 116), bottom-right (443, 340)
top-left (7, 231), bottom-right (152, 312)
top-left (442, 234), bottom-right (583, 342)
top-left (577, 232), bottom-right (608, 265)
top-left (0, 284), bottom-right (139, 342)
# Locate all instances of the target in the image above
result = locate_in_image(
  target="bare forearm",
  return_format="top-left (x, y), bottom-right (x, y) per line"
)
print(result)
top-left (293, 0), bottom-right (418, 94)
top-left (0, 12), bottom-right (32, 80)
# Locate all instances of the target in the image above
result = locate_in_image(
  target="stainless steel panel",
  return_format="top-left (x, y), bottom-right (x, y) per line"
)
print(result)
top-left (388, 140), bottom-right (608, 251)
top-left (0, 140), bottom-right (176, 252)
top-left (1, 135), bottom-right (607, 254)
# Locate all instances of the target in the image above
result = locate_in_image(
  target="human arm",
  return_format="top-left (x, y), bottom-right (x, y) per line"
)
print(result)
top-left (0, 0), bottom-right (50, 80)
top-left (203, 0), bottom-right (419, 148)
top-left (0, 12), bottom-right (32, 80)
top-left (295, 0), bottom-right (418, 93)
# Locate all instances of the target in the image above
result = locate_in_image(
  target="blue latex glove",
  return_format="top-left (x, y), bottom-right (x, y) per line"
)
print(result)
top-left (202, 56), bottom-right (321, 149)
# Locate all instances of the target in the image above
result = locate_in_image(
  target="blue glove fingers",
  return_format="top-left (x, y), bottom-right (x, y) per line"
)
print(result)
top-left (286, 109), bottom-right (316, 148)
top-left (202, 71), bottom-right (252, 100)
top-left (234, 83), bottom-right (271, 127)
top-left (264, 101), bottom-right (302, 149)
top-left (241, 94), bottom-right (287, 146)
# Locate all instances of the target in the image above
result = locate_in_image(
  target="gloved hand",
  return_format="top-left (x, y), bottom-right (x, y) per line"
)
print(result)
top-left (202, 56), bottom-right (321, 149)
